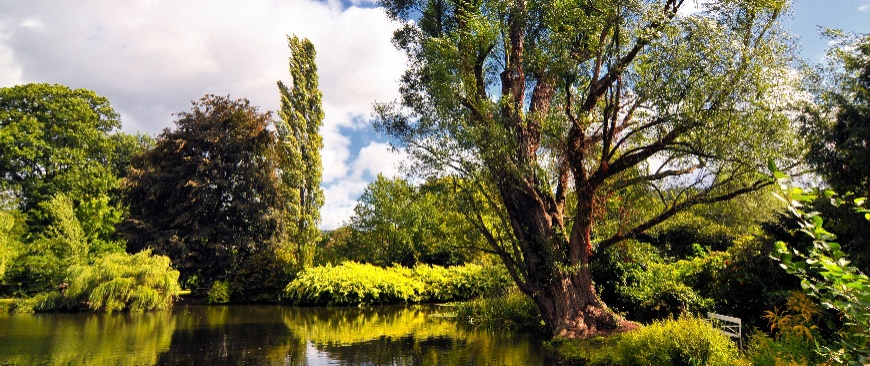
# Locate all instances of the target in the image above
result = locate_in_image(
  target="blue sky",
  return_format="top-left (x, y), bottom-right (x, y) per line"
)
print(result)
top-left (0, 0), bottom-right (867, 229)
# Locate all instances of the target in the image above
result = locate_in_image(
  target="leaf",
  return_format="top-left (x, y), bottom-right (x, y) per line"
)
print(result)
top-left (767, 159), bottom-right (779, 174)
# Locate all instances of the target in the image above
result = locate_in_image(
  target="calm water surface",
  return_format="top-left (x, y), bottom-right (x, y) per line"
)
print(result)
top-left (0, 305), bottom-right (554, 365)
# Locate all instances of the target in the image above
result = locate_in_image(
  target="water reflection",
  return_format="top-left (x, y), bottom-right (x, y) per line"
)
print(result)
top-left (0, 311), bottom-right (176, 365)
top-left (0, 305), bottom-right (550, 365)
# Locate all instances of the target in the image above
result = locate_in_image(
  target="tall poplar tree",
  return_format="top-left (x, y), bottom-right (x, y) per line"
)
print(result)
top-left (276, 35), bottom-right (325, 269)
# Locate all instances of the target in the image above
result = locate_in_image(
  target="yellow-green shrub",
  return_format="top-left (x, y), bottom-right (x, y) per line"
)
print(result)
top-left (284, 262), bottom-right (424, 305)
top-left (618, 315), bottom-right (738, 366)
top-left (65, 250), bottom-right (180, 312)
top-left (207, 280), bottom-right (230, 304)
top-left (284, 261), bottom-right (512, 305)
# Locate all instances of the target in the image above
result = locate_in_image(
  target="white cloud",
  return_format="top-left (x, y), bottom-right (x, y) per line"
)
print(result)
top-left (351, 142), bottom-right (406, 180)
top-left (859, 4), bottom-right (870, 12)
top-left (0, 0), bottom-right (407, 229)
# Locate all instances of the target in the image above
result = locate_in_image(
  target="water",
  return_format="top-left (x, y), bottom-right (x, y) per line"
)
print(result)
top-left (0, 305), bottom-right (553, 365)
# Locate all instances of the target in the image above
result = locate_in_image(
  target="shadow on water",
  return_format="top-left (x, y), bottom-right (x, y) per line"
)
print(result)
top-left (0, 305), bottom-right (556, 365)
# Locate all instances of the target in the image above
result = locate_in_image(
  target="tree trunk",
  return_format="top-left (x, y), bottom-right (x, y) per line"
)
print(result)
top-left (498, 179), bottom-right (619, 338)
top-left (531, 266), bottom-right (618, 338)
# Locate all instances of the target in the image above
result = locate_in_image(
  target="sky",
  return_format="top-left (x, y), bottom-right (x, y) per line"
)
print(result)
top-left (0, 0), bottom-right (867, 230)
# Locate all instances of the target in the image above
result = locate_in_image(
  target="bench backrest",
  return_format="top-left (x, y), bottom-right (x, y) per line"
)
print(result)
top-left (708, 312), bottom-right (742, 349)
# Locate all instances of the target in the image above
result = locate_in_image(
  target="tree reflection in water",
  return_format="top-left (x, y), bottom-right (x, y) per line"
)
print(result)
top-left (0, 305), bottom-right (550, 365)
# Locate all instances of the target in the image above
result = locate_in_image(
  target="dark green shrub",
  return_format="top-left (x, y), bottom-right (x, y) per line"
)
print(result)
top-left (618, 315), bottom-right (738, 366)
top-left (593, 242), bottom-right (712, 322)
top-left (229, 249), bottom-right (294, 303)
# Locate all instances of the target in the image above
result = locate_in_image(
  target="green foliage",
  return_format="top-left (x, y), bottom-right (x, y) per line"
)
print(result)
top-left (546, 336), bottom-right (622, 366)
top-left (228, 248), bottom-right (295, 303)
top-left (742, 292), bottom-right (825, 366)
top-left (65, 250), bottom-right (180, 312)
top-left (285, 261), bottom-right (423, 305)
top-left (284, 261), bottom-right (512, 306)
top-left (0, 83), bottom-right (138, 245)
top-left (770, 170), bottom-right (870, 365)
top-left (803, 33), bottom-right (870, 273)
top-left (413, 262), bottom-right (510, 301)
top-left (207, 280), bottom-right (230, 305)
top-left (617, 316), bottom-right (739, 366)
top-left (593, 241), bottom-right (714, 322)
top-left (121, 95), bottom-right (284, 286)
top-left (344, 176), bottom-right (482, 267)
top-left (12, 291), bottom-right (65, 313)
top-left (0, 208), bottom-right (23, 282)
top-left (4, 193), bottom-right (116, 296)
top-left (276, 35), bottom-right (324, 270)
top-left (450, 291), bottom-right (543, 332)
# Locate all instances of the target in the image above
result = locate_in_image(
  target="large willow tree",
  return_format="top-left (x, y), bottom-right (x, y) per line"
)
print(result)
top-left (376, 0), bottom-right (802, 337)
top-left (276, 36), bottom-right (325, 269)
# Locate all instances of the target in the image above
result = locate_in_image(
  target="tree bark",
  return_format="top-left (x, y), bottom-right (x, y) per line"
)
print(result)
top-left (533, 266), bottom-right (617, 338)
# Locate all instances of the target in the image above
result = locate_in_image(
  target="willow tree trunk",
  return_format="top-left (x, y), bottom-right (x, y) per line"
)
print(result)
top-left (499, 181), bottom-right (618, 338)
top-left (533, 267), bottom-right (616, 338)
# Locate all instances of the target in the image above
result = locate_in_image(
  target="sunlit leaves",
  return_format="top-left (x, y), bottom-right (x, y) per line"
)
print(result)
top-left (276, 36), bottom-right (325, 270)
top-left (771, 171), bottom-right (870, 365)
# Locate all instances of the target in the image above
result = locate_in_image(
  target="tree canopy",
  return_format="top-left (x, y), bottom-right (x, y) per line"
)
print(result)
top-left (344, 175), bottom-right (481, 267)
top-left (0, 83), bottom-right (141, 240)
top-left (803, 33), bottom-right (870, 272)
top-left (120, 95), bottom-right (283, 286)
top-left (376, 0), bottom-right (802, 337)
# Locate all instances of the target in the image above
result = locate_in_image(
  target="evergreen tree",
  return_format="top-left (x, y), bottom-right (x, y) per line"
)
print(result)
top-left (276, 35), bottom-right (325, 270)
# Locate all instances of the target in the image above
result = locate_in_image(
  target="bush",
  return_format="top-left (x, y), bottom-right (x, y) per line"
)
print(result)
top-left (284, 261), bottom-right (512, 305)
top-left (618, 315), bottom-right (738, 366)
top-left (593, 242), bottom-right (713, 322)
top-left (739, 292), bottom-right (827, 365)
top-left (229, 249), bottom-right (294, 303)
top-left (207, 280), bottom-right (230, 304)
top-left (284, 262), bottom-right (424, 305)
top-left (450, 290), bottom-right (543, 332)
top-left (65, 250), bottom-right (180, 312)
top-left (414, 263), bottom-right (511, 302)
top-left (11, 291), bottom-right (65, 313)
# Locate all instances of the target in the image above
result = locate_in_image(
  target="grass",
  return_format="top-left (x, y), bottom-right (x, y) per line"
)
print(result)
top-left (546, 336), bottom-right (623, 366)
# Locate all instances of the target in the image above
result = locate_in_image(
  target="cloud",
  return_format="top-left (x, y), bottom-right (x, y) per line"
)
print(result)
top-left (0, 0), bottom-right (407, 229)
top-left (859, 4), bottom-right (870, 12)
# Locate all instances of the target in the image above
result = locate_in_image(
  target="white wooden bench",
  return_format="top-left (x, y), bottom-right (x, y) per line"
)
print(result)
top-left (708, 312), bottom-right (742, 350)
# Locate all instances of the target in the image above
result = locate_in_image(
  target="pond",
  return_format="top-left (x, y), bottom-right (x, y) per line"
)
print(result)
top-left (0, 305), bottom-right (555, 365)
